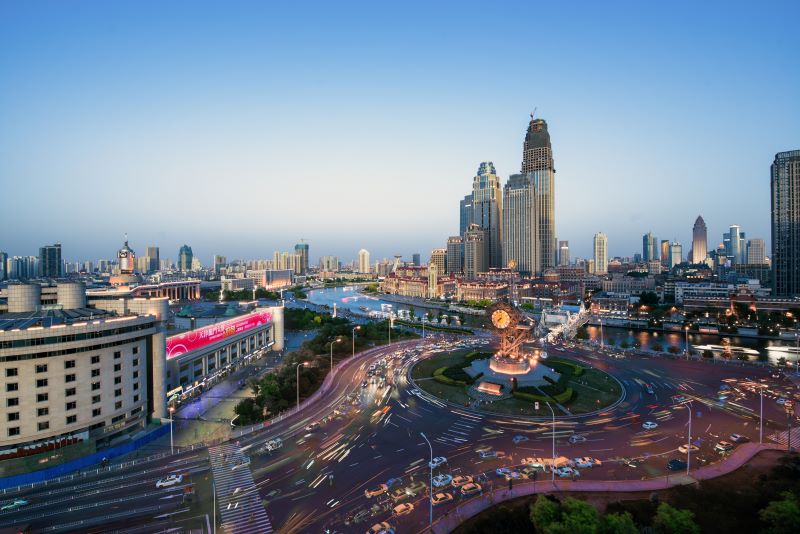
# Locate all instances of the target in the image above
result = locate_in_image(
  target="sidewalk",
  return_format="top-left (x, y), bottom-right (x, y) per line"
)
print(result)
top-left (430, 442), bottom-right (785, 533)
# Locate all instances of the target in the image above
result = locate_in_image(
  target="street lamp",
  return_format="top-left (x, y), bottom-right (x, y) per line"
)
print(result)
top-left (760, 383), bottom-right (764, 443)
top-left (684, 326), bottom-right (690, 360)
top-left (599, 318), bottom-right (604, 349)
top-left (419, 432), bottom-right (433, 530)
top-left (329, 338), bottom-right (342, 372)
top-left (422, 315), bottom-right (426, 339)
top-left (296, 362), bottom-right (310, 412)
top-left (352, 326), bottom-right (361, 358)
top-left (685, 401), bottom-right (692, 475)
top-left (545, 402), bottom-right (555, 483)
top-left (168, 405), bottom-right (175, 455)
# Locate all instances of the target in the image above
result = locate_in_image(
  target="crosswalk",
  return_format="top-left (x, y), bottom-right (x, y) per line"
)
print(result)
top-left (209, 442), bottom-right (273, 533)
top-left (435, 416), bottom-right (477, 446)
top-left (768, 427), bottom-right (800, 450)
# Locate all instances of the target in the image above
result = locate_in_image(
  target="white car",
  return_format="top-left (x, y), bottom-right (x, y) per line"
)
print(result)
top-left (478, 450), bottom-right (497, 459)
top-left (432, 474), bottom-right (453, 487)
top-left (572, 457), bottom-right (601, 468)
top-left (155, 474), bottom-right (183, 488)
top-left (642, 421), bottom-right (658, 430)
top-left (429, 456), bottom-right (447, 468)
top-left (678, 444), bottom-right (699, 454)
top-left (554, 466), bottom-right (580, 477)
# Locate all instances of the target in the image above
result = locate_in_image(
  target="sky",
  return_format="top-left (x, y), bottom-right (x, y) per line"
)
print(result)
top-left (1, 1), bottom-right (798, 265)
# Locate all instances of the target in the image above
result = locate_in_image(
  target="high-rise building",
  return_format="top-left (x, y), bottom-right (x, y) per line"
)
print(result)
top-left (669, 242), bottom-right (683, 268)
top-left (319, 255), bottom-right (339, 272)
top-left (691, 216), bottom-right (707, 264)
top-left (213, 255), bottom-right (227, 274)
top-left (412, 253), bottom-right (421, 266)
top-left (145, 246), bottom-right (160, 273)
top-left (464, 224), bottom-right (488, 278)
top-left (771, 150), bottom-right (800, 296)
top-left (429, 248), bottom-right (447, 275)
top-left (178, 245), bottom-right (193, 272)
top-left (38, 243), bottom-right (62, 278)
top-left (642, 232), bottom-right (658, 262)
top-left (724, 224), bottom-right (745, 264)
top-left (521, 116), bottom-right (556, 269)
top-left (117, 239), bottom-right (135, 274)
top-left (428, 262), bottom-right (439, 299)
top-left (745, 239), bottom-right (767, 265)
top-left (358, 249), bottom-right (371, 274)
top-left (471, 162), bottom-right (503, 268)
top-left (502, 173), bottom-right (538, 275)
top-left (0, 251), bottom-right (6, 280)
top-left (593, 233), bottom-right (608, 275)
top-left (294, 242), bottom-right (309, 274)
top-left (660, 240), bottom-right (670, 267)
top-left (446, 236), bottom-right (463, 275)
top-left (558, 241), bottom-right (570, 266)
top-left (459, 194), bottom-right (474, 237)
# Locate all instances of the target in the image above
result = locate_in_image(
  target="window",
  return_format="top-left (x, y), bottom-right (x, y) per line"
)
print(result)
top-left (38, 421), bottom-right (49, 431)
top-left (91, 355), bottom-right (100, 364)
top-left (37, 393), bottom-right (48, 402)
top-left (112, 414), bottom-right (124, 423)
top-left (133, 382), bottom-right (139, 391)
top-left (114, 401), bottom-right (123, 410)
top-left (65, 401), bottom-right (76, 411)
top-left (65, 360), bottom-right (76, 369)
top-left (179, 364), bottom-right (189, 372)
top-left (132, 371), bottom-right (139, 379)
top-left (6, 383), bottom-right (18, 392)
top-left (114, 364), bottom-right (121, 372)
top-left (7, 412), bottom-right (19, 422)
top-left (5, 368), bottom-right (17, 377)
top-left (133, 394), bottom-right (140, 403)
top-left (7, 397), bottom-right (19, 407)
top-left (92, 395), bottom-right (101, 404)
top-left (194, 369), bottom-right (203, 377)
top-left (115, 388), bottom-right (122, 397)
top-left (130, 406), bottom-right (142, 416)
top-left (132, 346), bottom-right (139, 355)
top-left (91, 369), bottom-right (100, 377)
top-left (36, 378), bottom-right (48, 388)
top-left (8, 427), bottom-right (20, 437)
top-left (35, 364), bottom-right (48, 373)
top-left (91, 382), bottom-right (100, 391)
top-left (114, 351), bottom-right (121, 359)
top-left (92, 408), bottom-right (101, 417)
top-left (133, 358), bottom-right (139, 367)
top-left (114, 376), bottom-right (122, 385)
top-left (66, 374), bottom-right (76, 383)
top-left (66, 415), bottom-right (77, 424)
top-left (38, 407), bottom-right (49, 417)
top-left (65, 388), bottom-right (76, 397)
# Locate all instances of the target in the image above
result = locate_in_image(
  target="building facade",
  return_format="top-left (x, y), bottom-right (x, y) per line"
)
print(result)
top-left (521, 116), bottom-right (556, 270)
top-left (178, 245), bottom-right (193, 272)
top-left (471, 162), bottom-right (503, 268)
top-left (502, 173), bottom-right (538, 276)
top-left (593, 232), bottom-right (608, 275)
top-left (464, 224), bottom-right (488, 279)
top-left (446, 236), bottom-right (463, 275)
top-left (429, 248), bottom-right (446, 275)
top-left (771, 150), bottom-right (800, 297)
top-left (642, 232), bottom-right (658, 262)
top-left (692, 216), bottom-right (707, 264)
top-left (38, 243), bottom-right (62, 278)
top-left (358, 249), bottom-right (371, 274)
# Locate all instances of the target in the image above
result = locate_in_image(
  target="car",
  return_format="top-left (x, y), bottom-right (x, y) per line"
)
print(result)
top-left (393, 503), bottom-right (414, 516)
top-left (554, 466), bottom-right (580, 477)
top-left (730, 433), bottom-right (749, 444)
top-left (361, 380), bottom-right (369, 388)
top-left (645, 383), bottom-right (655, 394)
top-left (364, 484), bottom-right (389, 498)
top-left (495, 467), bottom-right (512, 477)
top-left (521, 466), bottom-right (541, 478)
top-left (478, 450), bottom-right (497, 459)
top-left (714, 441), bottom-right (735, 453)
top-left (304, 422), bottom-right (320, 432)
top-left (367, 521), bottom-right (394, 534)
top-left (512, 435), bottom-right (529, 444)
top-left (642, 421), bottom-right (658, 430)
top-left (460, 482), bottom-right (482, 496)
top-left (623, 458), bottom-right (641, 468)
top-left (429, 456), bottom-right (447, 469)
top-left (155, 474), bottom-right (183, 488)
top-left (405, 480), bottom-right (427, 496)
top-left (568, 434), bottom-right (587, 444)
top-left (678, 444), bottom-right (699, 454)
top-left (432, 492), bottom-right (454, 506)
top-left (667, 459), bottom-right (688, 471)
top-left (386, 477), bottom-right (403, 488)
top-left (0, 499), bottom-right (28, 512)
top-left (504, 470), bottom-right (522, 480)
top-left (432, 474), bottom-right (453, 487)
top-left (573, 457), bottom-right (601, 468)
top-left (451, 475), bottom-right (473, 488)
top-left (777, 397), bottom-right (787, 405)
top-left (231, 457), bottom-right (251, 471)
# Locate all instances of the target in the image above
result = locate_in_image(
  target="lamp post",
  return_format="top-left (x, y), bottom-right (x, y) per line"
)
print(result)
top-left (545, 401), bottom-right (555, 483)
top-left (420, 432), bottom-right (433, 530)
top-left (329, 338), bottom-right (342, 373)
top-left (686, 401), bottom-right (692, 475)
top-left (168, 405), bottom-right (175, 455)
top-left (388, 314), bottom-right (393, 344)
top-left (599, 318), bottom-right (604, 349)
top-left (760, 383), bottom-right (764, 443)
top-left (212, 480), bottom-right (216, 534)
top-left (296, 362), bottom-right (309, 413)
top-left (422, 315), bottom-right (426, 339)
top-left (684, 326), bottom-right (690, 360)
top-left (352, 326), bottom-right (360, 358)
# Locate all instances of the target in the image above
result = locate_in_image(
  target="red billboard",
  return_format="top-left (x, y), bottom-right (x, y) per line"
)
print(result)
top-left (166, 311), bottom-right (272, 359)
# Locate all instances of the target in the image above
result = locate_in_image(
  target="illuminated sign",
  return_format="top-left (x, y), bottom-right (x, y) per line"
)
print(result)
top-left (166, 311), bottom-right (272, 359)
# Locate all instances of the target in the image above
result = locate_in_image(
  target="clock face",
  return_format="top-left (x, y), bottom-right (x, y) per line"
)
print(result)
top-left (491, 309), bottom-right (512, 329)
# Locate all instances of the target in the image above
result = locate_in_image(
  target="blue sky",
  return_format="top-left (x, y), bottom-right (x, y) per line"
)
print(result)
top-left (1, 1), bottom-right (798, 265)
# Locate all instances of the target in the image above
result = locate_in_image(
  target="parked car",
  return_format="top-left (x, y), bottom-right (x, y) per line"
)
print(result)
top-left (432, 492), bottom-right (454, 506)
top-left (512, 435), bottom-right (529, 444)
top-left (365, 484), bottom-right (389, 498)
top-left (642, 421), bottom-right (658, 430)
top-left (667, 459), bottom-right (688, 471)
top-left (393, 503), bottom-right (414, 516)
top-left (451, 475), bottom-right (473, 488)
top-left (432, 474), bottom-right (453, 487)
top-left (429, 456), bottom-right (447, 469)
top-left (714, 441), bottom-right (735, 453)
top-left (730, 433), bottom-right (749, 443)
top-left (156, 474), bottom-right (183, 488)
top-left (460, 483), bottom-right (482, 496)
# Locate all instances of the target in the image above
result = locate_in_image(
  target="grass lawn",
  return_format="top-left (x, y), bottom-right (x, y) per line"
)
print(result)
top-left (415, 378), bottom-right (473, 405)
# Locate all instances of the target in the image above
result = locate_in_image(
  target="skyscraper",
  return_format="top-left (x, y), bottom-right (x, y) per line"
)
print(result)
top-left (642, 232), bottom-right (658, 262)
top-left (660, 240), bottom-right (670, 267)
top-left (521, 116), bottom-right (556, 269)
top-left (464, 224), bottom-right (488, 278)
top-left (691, 216), bottom-right (708, 264)
top-left (38, 243), bottom-right (62, 278)
top-left (412, 253), bottom-right (421, 266)
top-left (459, 194), bottom-right (474, 237)
top-left (771, 150), bottom-right (800, 296)
top-left (558, 241), bottom-right (570, 266)
top-left (471, 162), bottom-right (503, 268)
top-left (146, 246), bottom-right (160, 273)
top-left (358, 249), bottom-right (371, 274)
top-left (669, 242), bottom-right (683, 268)
top-left (446, 236), bottom-right (463, 275)
top-left (294, 242), bottom-right (309, 274)
top-left (213, 255), bottom-right (227, 274)
top-left (746, 239), bottom-right (766, 265)
top-left (178, 245), bottom-right (193, 272)
top-left (429, 248), bottom-right (446, 275)
top-left (0, 251), bottom-right (7, 280)
top-left (502, 173), bottom-right (538, 275)
top-left (593, 233), bottom-right (608, 275)
top-left (724, 224), bottom-right (745, 264)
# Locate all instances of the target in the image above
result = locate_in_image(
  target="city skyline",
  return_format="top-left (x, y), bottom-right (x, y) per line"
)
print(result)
top-left (2, 2), bottom-right (798, 260)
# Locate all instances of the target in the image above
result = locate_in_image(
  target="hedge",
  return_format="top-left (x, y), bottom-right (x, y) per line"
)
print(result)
top-left (433, 366), bottom-right (468, 386)
top-left (512, 387), bottom-right (573, 405)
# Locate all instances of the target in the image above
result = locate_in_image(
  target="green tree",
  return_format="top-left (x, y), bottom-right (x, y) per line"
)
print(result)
top-left (557, 498), bottom-right (600, 534)
top-left (620, 340), bottom-right (630, 349)
top-left (639, 291), bottom-right (659, 307)
top-left (408, 305), bottom-right (416, 320)
top-left (530, 495), bottom-right (561, 533)
top-left (760, 491), bottom-right (800, 534)
top-left (653, 503), bottom-right (699, 534)
top-left (599, 512), bottom-right (638, 534)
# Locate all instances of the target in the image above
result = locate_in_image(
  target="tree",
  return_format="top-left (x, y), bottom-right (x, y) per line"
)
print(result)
top-left (653, 503), bottom-right (699, 534)
top-left (702, 349), bottom-right (714, 359)
top-left (639, 291), bottom-right (659, 307)
top-left (620, 340), bottom-right (630, 349)
top-left (667, 346), bottom-right (681, 355)
top-left (530, 495), bottom-right (561, 533)
top-left (408, 305), bottom-right (416, 320)
top-left (558, 497), bottom-right (600, 534)
top-left (599, 511), bottom-right (638, 534)
top-left (651, 341), bottom-right (664, 352)
top-left (760, 491), bottom-right (800, 534)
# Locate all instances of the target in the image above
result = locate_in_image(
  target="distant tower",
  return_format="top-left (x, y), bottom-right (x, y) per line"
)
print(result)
top-left (471, 162), bottom-right (503, 269)
top-left (772, 150), bottom-right (800, 296)
top-left (593, 233), bottom-right (608, 274)
top-left (358, 249), bottom-right (371, 274)
top-left (502, 172), bottom-right (539, 276)
top-left (558, 241), bottom-right (570, 266)
top-left (642, 232), bottom-right (658, 262)
top-left (446, 236), bottom-right (463, 275)
top-left (521, 115), bottom-right (556, 269)
top-left (691, 216), bottom-right (708, 264)
top-left (118, 237), bottom-right (136, 274)
top-left (464, 224), bottom-right (488, 278)
top-left (178, 245), bottom-right (193, 272)
top-left (294, 241), bottom-right (309, 274)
